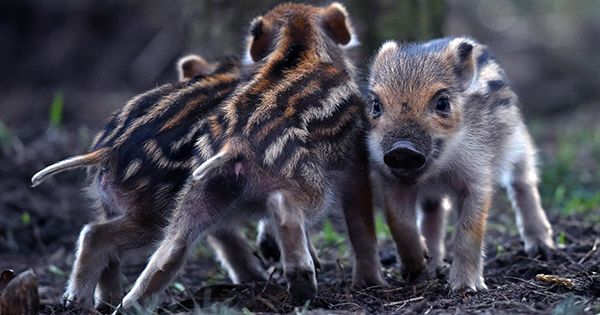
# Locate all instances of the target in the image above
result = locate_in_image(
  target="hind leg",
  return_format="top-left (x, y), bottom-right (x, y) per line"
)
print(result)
top-left (207, 229), bottom-right (267, 284)
top-left (64, 218), bottom-right (159, 309)
top-left (505, 154), bottom-right (555, 257)
top-left (119, 226), bottom-right (198, 311)
top-left (267, 191), bottom-right (316, 305)
top-left (119, 179), bottom-right (238, 311)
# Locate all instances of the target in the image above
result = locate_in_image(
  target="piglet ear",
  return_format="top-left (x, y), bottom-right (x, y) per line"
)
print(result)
top-left (246, 17), bottom-right (274, 63)
top-left (447, 38), bottom-right (476, 90)
top-left (321, 2), bottom-right (355, 46)
top-left (177, 54), bottom-right (215, 81)
top-left (376, 41), bottom-right (399, 59)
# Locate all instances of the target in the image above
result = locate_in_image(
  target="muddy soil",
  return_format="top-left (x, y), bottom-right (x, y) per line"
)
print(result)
top-left (1, 123), bottom-right (599, 314)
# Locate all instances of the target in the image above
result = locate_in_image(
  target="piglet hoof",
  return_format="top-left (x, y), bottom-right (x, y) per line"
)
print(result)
top-left (448, 265), bottom-right (487, 293)
top-left (401, 264), bottom-right (426, 282)
top-left (286, 268), bottom-right (317, 306)
top-left (96, 302), bottom-right (118, 314)
top-left (448, 282), bottom-right (488, 295)
top-left (62, 292), bottom-right (93, 312)
top-left (426, 260), bottom-right (449, 280)
top-left (524, 238), bottom-right (555, 260)
top-left (110, 304), bottom-right (122, 315)
top-left (449, 285), bottom-right (479, 299)
top-left (401, 255), bottom-right (427, 282)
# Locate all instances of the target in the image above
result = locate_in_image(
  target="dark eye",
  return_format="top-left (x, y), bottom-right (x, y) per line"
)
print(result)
top-left (370, 93), bottom-right (382, 118)
top-left (435, 95), bottom-right (450, 114)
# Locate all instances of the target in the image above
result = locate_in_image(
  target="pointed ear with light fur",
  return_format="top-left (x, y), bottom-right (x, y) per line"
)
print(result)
top-left (447, 38), bottom-right (476, 90)
top-left (321, 2), bottom-right (355, 46)
top-left (177, 54), bottom-right (215, 81)
top-left (246, 17), bottom-right (275, 63)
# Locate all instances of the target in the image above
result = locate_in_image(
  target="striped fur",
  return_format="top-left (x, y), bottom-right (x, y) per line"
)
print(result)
top-left (33, 55), bottom-right (245, 310)
top-left (91, 57), bottom-right (241, 195)
top-left (197, 5), bottom-right (367, 203)
top-left (120, 3), bottom-right (386, 311)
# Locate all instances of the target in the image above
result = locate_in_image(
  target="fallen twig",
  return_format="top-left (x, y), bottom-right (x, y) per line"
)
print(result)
top-left (328, 301), bottom-right (362, 309)
top-left (505, 276), bottom-right (549, 289)
top-left (261, 267), bottom-right (278, 295)
top-left (178, 275), bottom-right (200, 310)
top-left (255, 294), bottom-right (278, 313)
top-left (383, 296), bottom-right (424, 307)
top-left (578, 237), bottom-right (599, 264)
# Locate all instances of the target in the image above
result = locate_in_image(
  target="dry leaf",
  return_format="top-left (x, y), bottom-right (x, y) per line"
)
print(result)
top-left (535, 274), bottom-right (575, 288)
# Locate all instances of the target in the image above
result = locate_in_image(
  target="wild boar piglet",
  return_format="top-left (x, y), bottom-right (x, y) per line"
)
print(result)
top-left (367, 37), bottom-right (555, 291)
top-left (31, 55), bottom-right (264, 311)
top-left (118, 2), bottom-right (385, 311)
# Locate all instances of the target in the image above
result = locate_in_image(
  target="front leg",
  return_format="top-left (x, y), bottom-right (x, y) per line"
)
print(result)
top-left (449, 183), bottom-right (491, 292)
top-left (342, 171), bottom-right (386, 287)
top-left (267, 191), bottom-right (316, 305)
top-left (384, 184), bottom-right (427, 280)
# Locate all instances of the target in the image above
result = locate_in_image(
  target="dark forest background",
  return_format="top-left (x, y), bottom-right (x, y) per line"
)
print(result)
top-left (0, 2), bottom-right (599, 313)
top-left (1, 0), bottom-right (600, 254)
top-left (1, 0), bottom-right (599, 129)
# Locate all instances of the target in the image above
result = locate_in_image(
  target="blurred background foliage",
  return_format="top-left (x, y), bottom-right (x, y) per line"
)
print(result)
top-left (1, 0), bottom-right (599, 125)
top-left (0, 0), bottom-right (598, 235)
top-left (2, 0), bottom-right (599, 119)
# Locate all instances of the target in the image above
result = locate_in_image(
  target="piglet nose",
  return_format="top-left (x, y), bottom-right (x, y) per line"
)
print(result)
top-left (383, 141), bottom-right (426, 171)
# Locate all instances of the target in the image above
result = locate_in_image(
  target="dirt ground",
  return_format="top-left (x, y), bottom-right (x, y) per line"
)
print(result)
top-left (1, 112), bottom-right (600, 314)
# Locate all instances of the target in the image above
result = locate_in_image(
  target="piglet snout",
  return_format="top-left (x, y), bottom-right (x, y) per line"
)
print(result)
top-left (384, 141), bottom-right (426, 172)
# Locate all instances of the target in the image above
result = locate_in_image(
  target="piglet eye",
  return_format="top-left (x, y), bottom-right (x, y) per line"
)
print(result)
top-left (370, 93), bottom-right (382, 118)
top-left (435, 95), bottom-right (450, 113)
